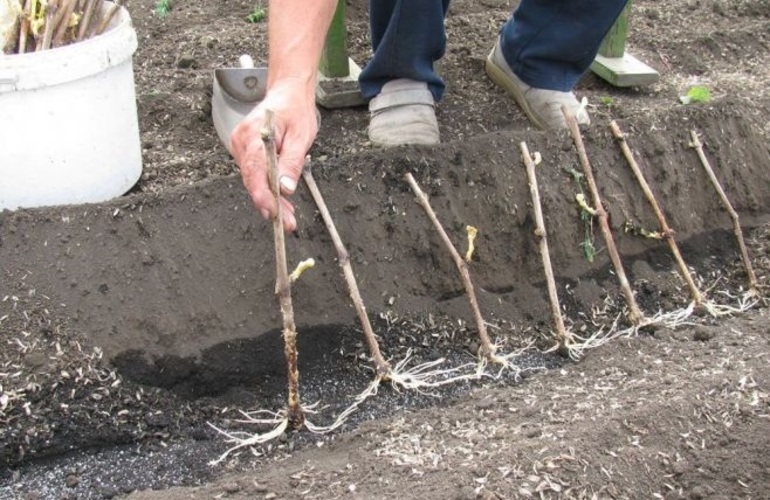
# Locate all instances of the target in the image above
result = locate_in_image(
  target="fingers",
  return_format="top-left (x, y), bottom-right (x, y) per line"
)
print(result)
top-left (248, 186), bottom-right (297, 232)
top-left (231, 109), bottom-right (284, 227)
top-left (275, 143), bottom-right (305, 197)
top-left (230, 82), bottom-right (317, 233)
top-left (274, 123), bottom-right (315, 198)
top-left (256, 195), bottom-right (297, 233)
top-left (279, 197), bottom-right (297, 232)
top-left (240, 155), bottom-right (297, 232)
top-left (232, 122), bottom-right (271, 209)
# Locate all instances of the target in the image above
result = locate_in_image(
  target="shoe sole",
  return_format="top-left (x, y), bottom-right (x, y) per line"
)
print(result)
top-left (484, 51), bottom-right (547, 130)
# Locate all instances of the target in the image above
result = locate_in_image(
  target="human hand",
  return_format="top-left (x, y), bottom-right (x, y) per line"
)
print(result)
top-left (230, 77), bottom-right (319, 232)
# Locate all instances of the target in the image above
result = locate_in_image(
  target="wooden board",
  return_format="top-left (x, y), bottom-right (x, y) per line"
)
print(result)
top-left (591, 52), bottom-right (660, 87)
top-left (316, 1), bottom-right (365, 108)
top-left (316, 58), bottom-right (365, 108)
top-left (590, 0), bottom-right (660, 87)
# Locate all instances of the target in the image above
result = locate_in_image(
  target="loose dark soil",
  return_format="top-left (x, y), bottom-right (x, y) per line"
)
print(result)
top-left (2, 0), bottom-right (770, 499)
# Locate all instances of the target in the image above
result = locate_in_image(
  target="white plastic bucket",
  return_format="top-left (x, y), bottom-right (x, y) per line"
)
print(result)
top-left (0, 3), bottom-right (142, 210)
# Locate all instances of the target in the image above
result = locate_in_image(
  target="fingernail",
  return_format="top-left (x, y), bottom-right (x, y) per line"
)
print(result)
top-left (260, 208), bottom-right (270, 220)
top-left (280, 176), bottom-right (296, 193)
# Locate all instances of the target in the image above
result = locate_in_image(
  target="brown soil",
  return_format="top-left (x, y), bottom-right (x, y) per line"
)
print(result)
top-left (2, 0), bottom-right (770, 499)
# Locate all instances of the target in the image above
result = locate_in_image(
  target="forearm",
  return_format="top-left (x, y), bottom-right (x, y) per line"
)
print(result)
top-left (267, 0), bottom-right (337, 94)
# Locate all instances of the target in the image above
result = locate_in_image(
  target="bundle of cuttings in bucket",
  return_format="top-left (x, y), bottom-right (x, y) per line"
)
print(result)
top-left (1, 0), bottom-right (122, 54)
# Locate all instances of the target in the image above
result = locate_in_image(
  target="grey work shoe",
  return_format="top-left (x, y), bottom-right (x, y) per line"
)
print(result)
top-left (368, 79), bottom-right (440, 146)
top-left (485, 39), bottom-right (590, 130)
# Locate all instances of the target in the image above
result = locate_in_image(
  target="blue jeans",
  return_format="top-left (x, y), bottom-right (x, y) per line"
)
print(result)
top-left (359, 0), bottom-right (629, 101)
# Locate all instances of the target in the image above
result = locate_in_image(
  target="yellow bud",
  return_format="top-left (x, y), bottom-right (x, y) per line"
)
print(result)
top-left (465, 225), bottom-right (478, 262)
top-left (290, 258), bottom-right (315, 282)
top-left (575, 193), bottom-right (597, 216)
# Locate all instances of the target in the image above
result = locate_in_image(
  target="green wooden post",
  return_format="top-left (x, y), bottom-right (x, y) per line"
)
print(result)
top-left (590, 0), bottom-right (659, 87)
top-left (598, 0), bottom-right (632, 58)
top-left (315, 0), bottom-right (365, 108)
top-left (319, 1), bottom-right (350, 78)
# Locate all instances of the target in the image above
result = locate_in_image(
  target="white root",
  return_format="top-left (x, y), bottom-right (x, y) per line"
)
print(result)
top-left (208, 418), bottom-right (288, 465)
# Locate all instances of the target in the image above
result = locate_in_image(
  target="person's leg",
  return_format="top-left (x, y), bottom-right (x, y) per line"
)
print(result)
top-left (500, 0), bottom-right (628, 91)
top-left (486, 0), bottom-right (627, 129)
top-left (363, 0), bottom-right (451, 146)
top-left (360, 0), bottom-right (451, 102)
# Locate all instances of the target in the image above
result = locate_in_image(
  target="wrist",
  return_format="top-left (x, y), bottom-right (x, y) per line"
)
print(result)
top-left (267, 76), bottom-right (317, 109)
top-left (269, 74), bottom-right (315, 96)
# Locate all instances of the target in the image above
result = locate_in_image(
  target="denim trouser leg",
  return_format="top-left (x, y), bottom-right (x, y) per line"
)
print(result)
top-left (359, 0), bottom-right (451, 102)
top-left (499, 0), bottom-right (629, 91)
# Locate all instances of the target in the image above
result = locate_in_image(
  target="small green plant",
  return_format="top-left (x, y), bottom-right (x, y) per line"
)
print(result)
top-left (599, 96), bottom-right (614, 107)
top-left (680, 85), bottom-right (712, 105)
top-left (246, 4), bottom-right (266, 23)
top-left (155, 0), bottom-right (171, 18)
top-left (564, 167), bottom-right (597, 263)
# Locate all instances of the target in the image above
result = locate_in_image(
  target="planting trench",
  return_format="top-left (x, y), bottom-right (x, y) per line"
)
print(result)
top-left (1, 100), bottom-right (770, 498)
top-left (3, 102), bottom-right (769, 364)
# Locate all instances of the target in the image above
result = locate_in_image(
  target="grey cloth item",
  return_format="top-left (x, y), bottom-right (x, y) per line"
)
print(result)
top-left (368, 79), bottom-right (440, 146)
top-left (485, 39), bottom-right (591, 130)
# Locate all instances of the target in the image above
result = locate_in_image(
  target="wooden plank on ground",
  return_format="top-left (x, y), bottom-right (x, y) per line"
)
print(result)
top-left (590, 0), bottom-right (660, 87)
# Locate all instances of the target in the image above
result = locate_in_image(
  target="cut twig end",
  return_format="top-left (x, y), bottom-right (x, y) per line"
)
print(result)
top-left (628, 310), bottom-right (645, 326)
top-left (479, 343), bottom-right (498, 361)
top-left (688, 130), bottom-right (702, 149)
top-left (261, 109), bottom-right (276, 142)
top-left (375, 363), bottom-right (392, 378)
top-left (288, 410), bottom-right (305, 430)
top-left (609, 120), bottom-right (626, 140)
top-left (745, 286), bottom-right (761, 300)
